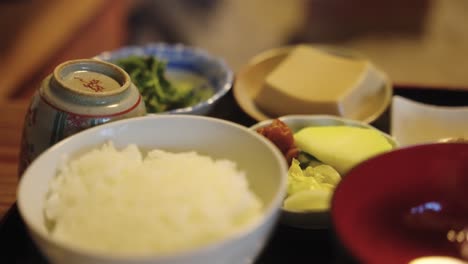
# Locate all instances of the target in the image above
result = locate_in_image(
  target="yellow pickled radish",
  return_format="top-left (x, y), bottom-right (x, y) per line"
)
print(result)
top-left (294, 126), bottom-right (392, 174)
top-left (283, 189), bottom-right (332, 212)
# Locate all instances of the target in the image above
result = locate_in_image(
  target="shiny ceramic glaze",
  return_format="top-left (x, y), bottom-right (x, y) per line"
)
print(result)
top-left (332, 143), bottom-right (468, 263)
top-left (17, 115), bottom-right (287, 264)
top-left (19, 59), bottom-right (146, 176)
top-left (391, 95), bottom-right (468, 146)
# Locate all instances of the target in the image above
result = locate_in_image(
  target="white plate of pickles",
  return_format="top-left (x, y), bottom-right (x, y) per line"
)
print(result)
top-left (251, 115), bottom-right (398, 229)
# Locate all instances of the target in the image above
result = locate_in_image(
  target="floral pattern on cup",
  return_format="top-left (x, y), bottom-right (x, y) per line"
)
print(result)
top-left (18, 59), bottom-right (146, 176)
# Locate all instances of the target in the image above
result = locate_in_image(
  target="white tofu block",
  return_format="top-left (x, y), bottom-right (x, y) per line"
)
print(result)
top-left (254, 45), bottom-right (385, 118)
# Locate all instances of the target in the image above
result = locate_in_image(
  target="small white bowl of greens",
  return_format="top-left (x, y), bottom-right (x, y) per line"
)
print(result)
top-left (251, 115), bottom-right (398, 229)
top-left (95, 43), bottom-right (233, 115)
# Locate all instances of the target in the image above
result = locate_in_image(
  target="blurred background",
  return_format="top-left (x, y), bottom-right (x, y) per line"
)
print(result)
top-left (1, 0), bottom-right (468, 101)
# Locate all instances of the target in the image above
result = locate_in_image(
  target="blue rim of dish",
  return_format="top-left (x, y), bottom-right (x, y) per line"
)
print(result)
top-left (94, 43), bottom-right (234, 114)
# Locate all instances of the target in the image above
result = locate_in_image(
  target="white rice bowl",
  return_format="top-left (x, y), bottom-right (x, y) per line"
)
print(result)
top-left (17, 115), bottom-right (287, 264)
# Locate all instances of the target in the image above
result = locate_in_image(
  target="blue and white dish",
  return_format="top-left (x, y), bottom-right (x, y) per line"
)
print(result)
top-left (95, 43), bottom-right (234, 115)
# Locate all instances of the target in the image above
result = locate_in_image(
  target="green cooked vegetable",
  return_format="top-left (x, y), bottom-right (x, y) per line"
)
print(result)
top-left (115, 56), bottom-right (213, 113)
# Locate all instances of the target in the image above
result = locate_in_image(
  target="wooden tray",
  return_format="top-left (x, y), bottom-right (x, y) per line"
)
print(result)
top-left (1, 85), bottom-right (466, 263)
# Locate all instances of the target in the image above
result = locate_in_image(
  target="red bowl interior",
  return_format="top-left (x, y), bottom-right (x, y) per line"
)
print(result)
top-left (331, 143), bottom-right (468, 264)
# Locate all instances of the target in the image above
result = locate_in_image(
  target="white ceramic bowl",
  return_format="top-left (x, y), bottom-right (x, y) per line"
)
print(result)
top-left (17, 115), bottom-right (287, 264)
top-left (250, 115), bottom-right (398, 229)
top-left (391, 95), bottom-right (468, 146)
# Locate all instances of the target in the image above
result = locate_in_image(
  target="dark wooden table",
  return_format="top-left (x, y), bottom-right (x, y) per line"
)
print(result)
top-left (0, 100), bottom-right (28, 218)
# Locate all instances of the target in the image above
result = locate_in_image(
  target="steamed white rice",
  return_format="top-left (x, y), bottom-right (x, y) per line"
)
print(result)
top-left (44, 142), bottom-right (262, 255)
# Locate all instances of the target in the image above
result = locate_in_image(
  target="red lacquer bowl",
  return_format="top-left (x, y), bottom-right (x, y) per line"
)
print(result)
top-left (332, 143), bottom-right (468, 264)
